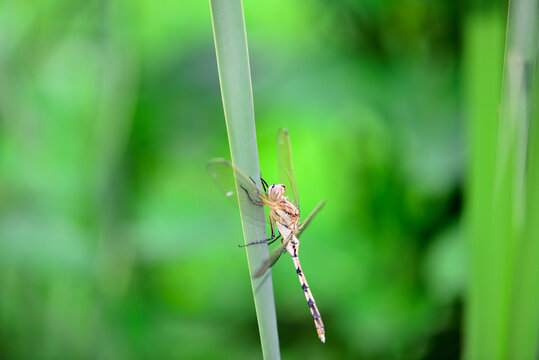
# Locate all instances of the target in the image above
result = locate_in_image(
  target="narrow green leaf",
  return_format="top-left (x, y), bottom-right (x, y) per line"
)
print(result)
top-left (464, 0), bottom-right (539, 358)
top-left (209, 1), bottom-right (280, 358)
top-left (497, 0), bottom-right (538, 358)
top-left (506, 5), bottom-right (539, 355)
top-left (463, 9), bottom-right (505, 360)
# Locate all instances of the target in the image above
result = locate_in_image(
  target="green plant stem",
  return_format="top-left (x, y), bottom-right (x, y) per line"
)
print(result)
top-left (497, 0), bottom-right (538, 358)
top-left (465, 0), bottom-right (539, 358)
top-left (507, 56), bottom-right (539, 359)
top-left (464, 9), bottom-right (505, 360)
top-left (209, 0), bottom-right (280, 358)
top-left (505, 0), bottom-right (539, 357)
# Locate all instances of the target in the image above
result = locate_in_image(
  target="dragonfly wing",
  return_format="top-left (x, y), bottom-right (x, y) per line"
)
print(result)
top-left (276, 128), bottom-right (300, 209)
top-left (207, 158), bottom-right (266, 210)
top-left (297, 199), bottom-right (326, 238)
top-left (252, 235), bottom-right (292, 278)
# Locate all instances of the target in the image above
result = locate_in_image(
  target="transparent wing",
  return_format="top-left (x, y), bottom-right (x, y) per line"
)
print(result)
top-left (207, 158), bottom-right (266, 210)
top-left (297, 199), bottom-right (326, 238)
top-left (252, 234), bottom-right (293, 278)
top-left (276, 128), bottom-right (300, 208)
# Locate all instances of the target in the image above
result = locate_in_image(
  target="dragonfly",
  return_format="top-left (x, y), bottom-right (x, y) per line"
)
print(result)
top-left (207, 128), bottom-right (326, 343)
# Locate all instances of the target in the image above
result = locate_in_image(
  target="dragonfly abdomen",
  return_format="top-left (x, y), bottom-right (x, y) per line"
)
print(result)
top-left (288, 241), bottom-right (326, 343)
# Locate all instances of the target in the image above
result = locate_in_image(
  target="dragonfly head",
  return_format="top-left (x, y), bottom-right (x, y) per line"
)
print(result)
top-left (268, 184), bottom-right (286, 201)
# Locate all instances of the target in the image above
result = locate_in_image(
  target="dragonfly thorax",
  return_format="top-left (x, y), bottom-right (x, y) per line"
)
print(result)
top-left (267, 184), bottom-right (286, 202)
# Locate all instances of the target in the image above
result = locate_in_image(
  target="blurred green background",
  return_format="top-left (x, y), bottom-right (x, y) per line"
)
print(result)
top-left (0, 0), bottom-right (505, 359)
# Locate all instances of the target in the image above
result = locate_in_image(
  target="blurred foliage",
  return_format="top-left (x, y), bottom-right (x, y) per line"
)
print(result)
top-left (0, 0), bottom-right (471, 358)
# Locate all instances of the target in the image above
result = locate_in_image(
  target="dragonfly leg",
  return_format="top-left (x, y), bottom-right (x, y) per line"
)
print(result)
top-left (248, 176), bottom-right (269, 194)
top-left (248, 176), bottom-right (267, 192)
top-left (267, 233), bottom-right (281, 245)
top-left (239, 185), bottom-right (264, 206)
top-left (261, 178), bottom-right (269, 192)
top-left (238, 233), bottom-right (281, 247)
top-left (238, 216), bottom-right (279, 247)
